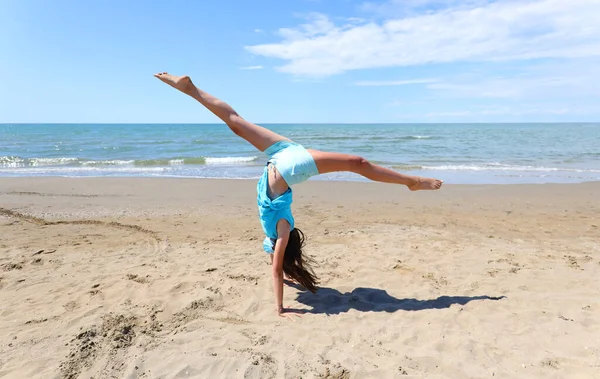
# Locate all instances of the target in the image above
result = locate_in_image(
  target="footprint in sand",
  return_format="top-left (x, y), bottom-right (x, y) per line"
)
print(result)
top-left (235, 348), bottom-right (277, 379)
top-left (31, 258), bottom-right (43, 265)
top-left (227, 274), bottom-right (260, 285)
top-left (319, 364), bottom-right (351, 379)
top-left (564, 255), bottom-right (582, 270)
top-left (126, 274), bottom-right (150, 284)
top-left (540, 358), bottom-right (562, 369)
top-left (170, 281), bottom-right (194, 294)
top-left (392, 261), bottom-right (414, 273)
top-left (242, 330), bottom-right (270, 346)
top-left (60, 327), bottom-right (99, 379)
top-left (422, 272), bottom-right (449, 288)
top-left (63, 301), bottom-right (78, 312)
top-left (60, 313), bottom-right (139, 379)
top-left (2, 262), bottom-right (23, 271)
top-left (169, 297), bottom-right (223, 328)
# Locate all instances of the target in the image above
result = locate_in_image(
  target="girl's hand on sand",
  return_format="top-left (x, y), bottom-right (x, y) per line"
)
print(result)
top-left (277, 306), bottom-right (302, 321)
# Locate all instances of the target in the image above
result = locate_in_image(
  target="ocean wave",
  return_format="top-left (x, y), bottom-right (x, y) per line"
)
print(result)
top-left (390, 164), bottom-right (425, 170)
top-left (82, 160), bottom-right (135, 166)
top-left (192, 139), bottom-right (218, 145)
top-left (420, 164), bottom-right (600, 173)
top-left (389, 163), bottom-right (600, 173)
top-left (0, 156), bottom-right (26, 168)
top-left (0, 156), bottom-right (81, 167)
top-left (0, 155), bottom-right (260, 168)
top-left (399, 135), bottom-right (433, 140)
top-left (204, 156), bottom-right (258, 164)
top-left (132, 157), bottom-right (207, 166)
top-left (303, 135), bottom-right (435, 142)
top-left (29, 157), bottom-right (80, 166)
top-left (0, 166), bottom-right (168, 174)
top-left (0, 165), bottom-right (263, 180)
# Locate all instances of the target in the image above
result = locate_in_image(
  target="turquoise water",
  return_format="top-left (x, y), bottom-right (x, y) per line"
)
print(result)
top-left (1, 123), bottom-right (599, 184)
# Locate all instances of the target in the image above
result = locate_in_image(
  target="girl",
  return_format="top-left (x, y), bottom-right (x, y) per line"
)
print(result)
top-left (154, 73), bottom-right (443, 319)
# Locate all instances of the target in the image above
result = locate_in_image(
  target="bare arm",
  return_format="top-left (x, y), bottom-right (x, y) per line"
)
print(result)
top-left (272, 220), bottom-right (291, 315)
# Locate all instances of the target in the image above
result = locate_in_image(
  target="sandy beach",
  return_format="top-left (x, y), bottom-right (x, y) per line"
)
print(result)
top-left (0, 177), bottom-right (598, 378)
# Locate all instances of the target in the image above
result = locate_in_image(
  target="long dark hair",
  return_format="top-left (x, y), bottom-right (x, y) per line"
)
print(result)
top-left (282, 228), bottom-right (319, 293)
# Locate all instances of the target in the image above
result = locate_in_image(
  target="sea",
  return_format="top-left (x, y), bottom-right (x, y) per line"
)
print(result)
top-left (1, 123), bottom-right (599, 184)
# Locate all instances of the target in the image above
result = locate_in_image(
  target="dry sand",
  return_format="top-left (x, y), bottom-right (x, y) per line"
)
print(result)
top-left (0, 177), bottom-right (599, 379)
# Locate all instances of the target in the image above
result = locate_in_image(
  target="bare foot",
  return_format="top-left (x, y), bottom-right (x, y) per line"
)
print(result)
top-left (408, 177), bottom-right (444, 191)
top-left (154, 72), bottom-right (194, 94)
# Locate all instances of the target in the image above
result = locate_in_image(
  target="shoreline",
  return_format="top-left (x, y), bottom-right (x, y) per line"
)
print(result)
top-left (1, 174), bottom-right (599, 185)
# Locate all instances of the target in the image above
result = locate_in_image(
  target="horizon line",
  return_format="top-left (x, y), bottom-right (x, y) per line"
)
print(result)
top-left (2, 122), bottom-right (599, 125)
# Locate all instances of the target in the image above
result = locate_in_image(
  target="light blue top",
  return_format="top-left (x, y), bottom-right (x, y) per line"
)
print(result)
top-left (256, 166), bottom-right (295, 253)
top-left (256, 140), bottom-right (319, 253)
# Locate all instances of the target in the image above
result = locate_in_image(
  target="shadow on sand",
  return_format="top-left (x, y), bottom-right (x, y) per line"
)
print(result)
top-left (285, 281), bottom-right (506, 315)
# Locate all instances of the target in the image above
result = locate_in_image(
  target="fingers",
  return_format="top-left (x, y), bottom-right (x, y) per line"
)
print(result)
top-left (278, 308), bottom-right (304, 321)
top-left (278, 313), bottom-right (295, 322)
top-left (279, 313), bottom-right (301, 322)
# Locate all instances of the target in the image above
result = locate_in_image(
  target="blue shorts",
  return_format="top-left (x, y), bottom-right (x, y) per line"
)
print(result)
top-left (264, 140), bottom-right (319, 186)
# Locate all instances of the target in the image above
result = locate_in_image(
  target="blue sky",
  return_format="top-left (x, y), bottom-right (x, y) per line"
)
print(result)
top-left (1, 0), bottom-right (599, 123)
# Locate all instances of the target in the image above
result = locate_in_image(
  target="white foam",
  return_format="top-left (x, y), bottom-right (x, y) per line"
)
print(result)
top-left (28, 157), bottom-right (79, 166)
top-left (81, 160), bottom-right (134, 166)
top-left (0, 166), bottom-right (166, 174)
top-left (422, 164), bottom-right (600, 173)
top-left (204, 156), bottom-right (258, 164)
top-left (0, 156), bottom-right (26, 168)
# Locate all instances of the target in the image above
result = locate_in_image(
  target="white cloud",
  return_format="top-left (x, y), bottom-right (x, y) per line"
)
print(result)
top-left (384, 57), bottom-right (600, 120)
top-left (424, 59), bottom-right (600, 99)
top-left (345, 17), bottom-right (367, 24)
top-left (254, 29), bottom-right (264, 33)
top-left (277, 13), bottom-right (336, 41)
top-left (424, 106), bottom-right (579, 119)
top-left (240, 65), bottom-right (264, 70)
top-left (355, 78), bottom-right (438, 86)
top-left (360, 0), bottom-right (493, 16)
top-left (245, 0), bottom-right (600, 76)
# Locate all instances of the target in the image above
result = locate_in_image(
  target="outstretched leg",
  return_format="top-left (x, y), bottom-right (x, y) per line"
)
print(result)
top-left (308, 150), bottom-right (443, 191)
top-left (154, 72), bottom-right (289, 152)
